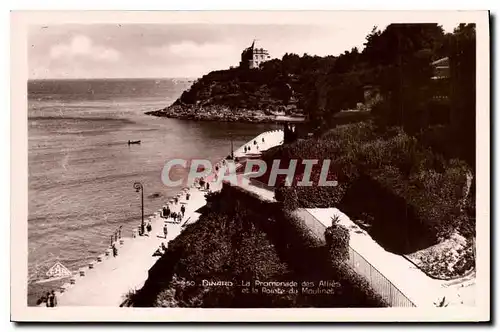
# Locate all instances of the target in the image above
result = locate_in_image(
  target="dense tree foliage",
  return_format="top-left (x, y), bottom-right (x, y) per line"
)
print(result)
top-left (176, 53), bottom-right (337, 115)
top-left (321, 23), bottom-right (475, 167)
top-left (176, 23), bottom-right (475, 168)
top-left (250, 23), bottom-right (476, 250)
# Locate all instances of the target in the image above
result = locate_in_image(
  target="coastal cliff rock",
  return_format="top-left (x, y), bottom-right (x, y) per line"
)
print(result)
top-left (146, 103), bottom-right (292, 123)
top-left (146, 56), bottom-right (322, 122)
top-left (146, 52), bottom-right (376, 124)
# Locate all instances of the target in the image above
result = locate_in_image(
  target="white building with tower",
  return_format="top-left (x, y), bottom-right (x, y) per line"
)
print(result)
top-left (239, 40), bottom-right (271, 69)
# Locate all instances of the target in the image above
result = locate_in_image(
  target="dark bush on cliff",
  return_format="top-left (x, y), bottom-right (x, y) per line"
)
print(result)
top-left (325, 216), bottom-right (350, 265)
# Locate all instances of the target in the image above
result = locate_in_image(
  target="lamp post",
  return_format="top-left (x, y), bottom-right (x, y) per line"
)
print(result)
top-left (133, 182), bottom-right (144, 235)
top-left (230, 132), bottom-right (234, 160)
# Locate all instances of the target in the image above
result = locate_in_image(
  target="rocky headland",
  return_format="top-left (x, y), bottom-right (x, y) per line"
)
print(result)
top-left (146, 104), bottom-right (303, 123)
top-left (145, 63), bottom-right (309, 123)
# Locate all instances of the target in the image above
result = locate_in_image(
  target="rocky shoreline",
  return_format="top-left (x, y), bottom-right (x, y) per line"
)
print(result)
top-left (145, 104), bottom-right (303, 123)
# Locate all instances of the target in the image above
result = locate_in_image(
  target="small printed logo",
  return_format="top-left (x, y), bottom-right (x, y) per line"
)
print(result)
top-left (46, 262), bottom-right (72, 279)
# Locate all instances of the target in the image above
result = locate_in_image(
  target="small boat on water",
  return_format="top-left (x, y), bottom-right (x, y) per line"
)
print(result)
top-left (128, 140), bottom-right (141, 145)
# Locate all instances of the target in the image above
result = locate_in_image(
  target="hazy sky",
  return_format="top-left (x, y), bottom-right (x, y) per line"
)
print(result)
top-left (28, 21), bottom-right (461, 79)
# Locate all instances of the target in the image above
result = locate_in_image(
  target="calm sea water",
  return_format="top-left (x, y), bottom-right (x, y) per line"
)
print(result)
top-left (27, 78), bottom-right (279, 304)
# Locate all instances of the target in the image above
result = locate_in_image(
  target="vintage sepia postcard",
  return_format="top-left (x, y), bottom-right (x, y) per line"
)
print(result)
top-left (11, 10), bottom-right (490, 322)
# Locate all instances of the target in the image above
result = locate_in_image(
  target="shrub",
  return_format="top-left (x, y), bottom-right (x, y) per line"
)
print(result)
top-left (155, 287), bottom-right (178, 307)
top-left (275, 185), bottom-right (299, 210)
top-left (324, 216), bottom-right (350, 264)
top-left (394, 159), bottom-right (470, 240)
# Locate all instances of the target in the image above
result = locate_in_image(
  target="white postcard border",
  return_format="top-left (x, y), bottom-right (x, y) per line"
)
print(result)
top-left (11, 10), bottom-right (490, 322)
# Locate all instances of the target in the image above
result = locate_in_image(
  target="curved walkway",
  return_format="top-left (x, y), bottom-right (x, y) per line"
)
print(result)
top-left (234, 129), bottom-right (283, 158)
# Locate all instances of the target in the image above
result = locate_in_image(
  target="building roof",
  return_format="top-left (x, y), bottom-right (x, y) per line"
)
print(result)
top-left (274, 115), bottom-right (307, 123)
top-left (243, 39), bottom-right (269, 52)
top-left (431, 57), bottom-right (449, 67)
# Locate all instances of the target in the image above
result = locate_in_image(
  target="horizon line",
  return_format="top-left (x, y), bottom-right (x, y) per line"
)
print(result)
top-left (28, 77), bottom-right (199, 81)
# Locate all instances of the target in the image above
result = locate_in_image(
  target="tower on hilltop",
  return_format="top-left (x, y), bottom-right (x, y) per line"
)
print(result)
top-left (239, 39), bottom-right (271, 69)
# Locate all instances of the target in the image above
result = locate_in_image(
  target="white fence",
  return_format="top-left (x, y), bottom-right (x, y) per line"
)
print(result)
top-left (296, 208), bottom-right (416, 307)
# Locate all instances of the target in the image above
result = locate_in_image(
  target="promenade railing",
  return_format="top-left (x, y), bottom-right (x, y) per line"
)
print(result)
top-left (347, 245), bottom-right (415, 307)
top-left (297, 208), bottom-right (416, 307)
top-left (109, 226), bottom-right (123, 246)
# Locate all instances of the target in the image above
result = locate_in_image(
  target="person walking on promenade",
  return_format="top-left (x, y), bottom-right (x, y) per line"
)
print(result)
top-left (206, 182), bottom-right (210, 191)
top-left (146, 221), bottom-right (152, 233)
top-left (163, 223), bottom-right (168, 239)
top-left (162, 206), bottom-right (169, 219)
top-left (50, 290), bottom-right (57, 307)
top-left (180, 204), bottom-right (186, 218)
top-left (45, 292), bottom-right (51, 307)
top-left (186, 192), bottom-right (191, 200)
top-left (36, 294), bottom-right (47, 306)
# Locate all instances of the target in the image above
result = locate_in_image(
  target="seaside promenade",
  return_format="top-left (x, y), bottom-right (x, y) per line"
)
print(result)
top-left (50, 129), bottom-right (284, 307)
